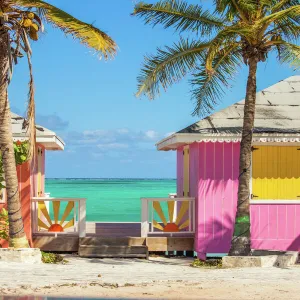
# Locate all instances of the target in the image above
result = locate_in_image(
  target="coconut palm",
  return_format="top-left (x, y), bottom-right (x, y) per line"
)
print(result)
top-left (0, 0), bottom-right (117, 248)
top-left (133, 0), bottom-right (300, 255)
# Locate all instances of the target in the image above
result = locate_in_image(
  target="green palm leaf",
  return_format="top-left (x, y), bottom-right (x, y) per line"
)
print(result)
top-left (133, 0), bottom-right (224, 34)
top-left (272, 0), bottom-right (300, 13)
top-left (134, 0), bottom-right (300, 114)
top-left (191, 44), bottom-right (242, 116)
top-left (258, 4), bottom-right (300, 28)
top-left (137, 38), bottom-right (209, 99)
top-left (14, 0), bottom-right (117, 59)
top-left (275, 41), bottom-right (300, 68)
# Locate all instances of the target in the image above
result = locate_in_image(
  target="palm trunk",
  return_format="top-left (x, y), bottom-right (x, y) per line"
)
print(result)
top-left (0, 31), bottom-right (29, 248)
top-left (229, 57), bottom-right (257, 256)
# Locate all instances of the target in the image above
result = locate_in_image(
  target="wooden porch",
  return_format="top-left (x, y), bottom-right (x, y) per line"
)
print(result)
top-left (31, 197), bottom-right (195, 257)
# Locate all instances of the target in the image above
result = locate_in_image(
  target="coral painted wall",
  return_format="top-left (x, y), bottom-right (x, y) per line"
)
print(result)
top-left (0, 162), bottom-right (32, 247)
top-left (0, 144), bottom-right (46, 248)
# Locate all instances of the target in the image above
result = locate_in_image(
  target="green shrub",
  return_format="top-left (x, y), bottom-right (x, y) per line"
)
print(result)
top-left (191, 258), bottom-right (222, 269)
top-left (0, 208), bottom-right (9, 246)
top-left (41, 251), bottom-right (67, 264)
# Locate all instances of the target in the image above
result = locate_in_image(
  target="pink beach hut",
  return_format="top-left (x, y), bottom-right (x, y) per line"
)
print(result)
top-left (156, 75), bottom-right (300, 258)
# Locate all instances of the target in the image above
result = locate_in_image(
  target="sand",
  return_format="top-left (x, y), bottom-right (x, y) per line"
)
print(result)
top-left (0, 256), bottom-right (299, 299)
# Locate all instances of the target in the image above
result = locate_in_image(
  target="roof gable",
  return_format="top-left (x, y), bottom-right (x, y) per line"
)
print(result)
top-left (157, 75), bottom-right (300, 150)
top-left (178, 75), bottom-right (300, 135)
top-left (11, 112), bottom-right (65, 150)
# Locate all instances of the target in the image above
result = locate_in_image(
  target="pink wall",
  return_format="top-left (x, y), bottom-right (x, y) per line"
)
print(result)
top-left (177, 141), bottom-right (300, 256)
top-left (196, 142), bottom-right (240, 257)
top-left (251, 204), bottom-right (300, 251)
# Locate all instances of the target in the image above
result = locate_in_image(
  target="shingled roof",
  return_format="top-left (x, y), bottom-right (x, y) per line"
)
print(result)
top-left (157, 75), bottom-right (300, 151)
top-left (11, 112), bottom-right (65, 150)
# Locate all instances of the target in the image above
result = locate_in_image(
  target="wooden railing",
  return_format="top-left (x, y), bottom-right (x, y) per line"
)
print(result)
top-left (31, 197), bottom-right (86, 237)
top-left (140, 197), bottom-right (195, 237)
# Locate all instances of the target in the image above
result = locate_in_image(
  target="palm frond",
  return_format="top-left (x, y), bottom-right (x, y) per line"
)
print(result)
top-left (136, 38), bottom-right (209, 99)
top-left (271, 21), bottom-right (300, 42)
top-left (258, 4), bottom-right (300, 28)
top-left (191, 43), bottom-right (242, 116)
top-left (275, 41), bottom-right (300, 68)
top-left (133, 0), bottom-right (224, 35)
top-left (205, 24), bottom-right (250, 73)
top-left (14, 0), bottom-right (117, 59)
top-left (214, 0), bottom-right (250, 21)
top-left (272, 0), bottom-right (300, 13)
top-left (21, 29), bottom-right (35, 161)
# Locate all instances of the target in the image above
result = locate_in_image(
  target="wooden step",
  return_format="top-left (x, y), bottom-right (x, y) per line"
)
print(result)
top-left (33, 235), bottom-right (79, 252)
top-left (79, 245), bottom-right (148, 258)
top-left (80, 237), bottom-right (146, 246)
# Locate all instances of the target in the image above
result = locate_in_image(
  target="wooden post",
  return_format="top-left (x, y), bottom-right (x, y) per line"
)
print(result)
top-left (31, 200), bottom-right (38, 234)
top-left (78, 199), bottom-right (86, 238)
top-left (141, 198), bottom-right (149, 238)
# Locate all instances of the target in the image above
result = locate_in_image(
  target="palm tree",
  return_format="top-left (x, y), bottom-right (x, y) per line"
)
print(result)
top-left (133, 0), bottom-right (300, 256)
top-left (0, 0), bottom-right (117, 248)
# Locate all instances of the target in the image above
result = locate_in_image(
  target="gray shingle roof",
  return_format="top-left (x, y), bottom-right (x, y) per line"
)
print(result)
top-left (178, 75), bottom-right (300, 135)
top-left (11, 112), bottom-right (65, 150)
top-left (156, 75), bottom-right (300, 151)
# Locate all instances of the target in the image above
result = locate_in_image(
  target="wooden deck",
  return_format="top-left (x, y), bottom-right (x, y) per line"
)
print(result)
top-left (33, 222), bottom-right (195, 254)
top-left (86, 222), bottom-right (141, 237)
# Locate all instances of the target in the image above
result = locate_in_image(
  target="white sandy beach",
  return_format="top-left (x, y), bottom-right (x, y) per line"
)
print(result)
top-left (0, 256), bottom-right (300, 299)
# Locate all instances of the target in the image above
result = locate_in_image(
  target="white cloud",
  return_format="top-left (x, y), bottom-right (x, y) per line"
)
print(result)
top-left (36, 113), bottom-right (69, 131)
top-left (117, 128), bottom-right (129, 134)
top-left (63, 128), bottom-right (167, 161)
top-left (144, 130), bottom-right (158, 140)
top-left (97, 143), bottom-right (129, 150)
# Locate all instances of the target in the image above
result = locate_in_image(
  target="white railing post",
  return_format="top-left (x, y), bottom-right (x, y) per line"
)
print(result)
top-left (141, 198), bottom-right (149, 237)
top-left (31, 200), bottom-right (38, 234)
top-left (151, 200), bottom-right (154, 233)
top-left (78, 199), bottom-right (86, 238)
top-left (174, 200), bottom-right (178, 224)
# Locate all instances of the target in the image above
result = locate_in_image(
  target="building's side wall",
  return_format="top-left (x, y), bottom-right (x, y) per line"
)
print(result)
top-left (31, 144), bottom-right (46, 197)
top-left (189, 143), bottom-right (199, 237)
top-left (176, 141), bottom-right (300, 254)
top-left (18, 162), bottom-right (32, 246)
top-left (251, 145), bottom-right (300, 251)
top-left (251, 204), bottom-right (300, 251)
top-left (0, 162), bottom-right (32, 247)
top-left (195, 142), bottom-right (240, 256)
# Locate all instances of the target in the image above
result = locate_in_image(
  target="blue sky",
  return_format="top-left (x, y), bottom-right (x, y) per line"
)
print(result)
top-left (9, 0), bottom-right (300, 178)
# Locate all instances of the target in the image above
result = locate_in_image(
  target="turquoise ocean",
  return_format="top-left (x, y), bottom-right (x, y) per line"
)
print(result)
top-left (45, 179), bottom-right (176, 222)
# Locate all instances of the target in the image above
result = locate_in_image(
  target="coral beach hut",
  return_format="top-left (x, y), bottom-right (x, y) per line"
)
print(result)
top-left (0, 112), bottom-right (64, 248)
top-left (156, 75), bottom-right (300, 258)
